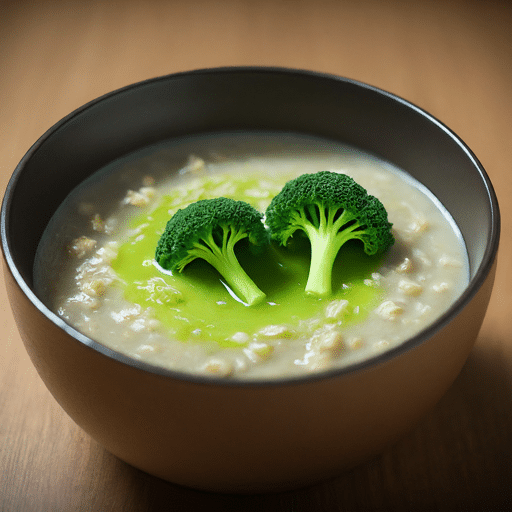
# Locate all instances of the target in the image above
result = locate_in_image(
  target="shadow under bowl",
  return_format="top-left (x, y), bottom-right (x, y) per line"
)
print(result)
top-left (1, 67), bottom-right (500, 493)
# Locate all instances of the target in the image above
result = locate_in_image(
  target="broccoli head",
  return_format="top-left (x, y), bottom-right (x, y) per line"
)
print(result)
top-left (155, 197), bottom-right (268, 306)
top-left (265, 171), bottom-right (394, 297)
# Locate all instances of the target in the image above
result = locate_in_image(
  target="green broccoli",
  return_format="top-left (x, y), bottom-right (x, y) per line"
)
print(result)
top-left (155, 197), bottom-right (268, 306)
top-left (265, 171), bottom-right (394, 297)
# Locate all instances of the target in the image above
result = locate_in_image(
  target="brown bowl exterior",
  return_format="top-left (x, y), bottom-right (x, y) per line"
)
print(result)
top-left (1, 68), bottom-right (500, 492)
top-left (3, 258), bottom-right (496, 492)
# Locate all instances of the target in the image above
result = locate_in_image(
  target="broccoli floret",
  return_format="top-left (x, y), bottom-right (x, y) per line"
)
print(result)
top-left (155, 197), bottom-right (268, 306)
top-left (265, 171), bottom-right (394, 297)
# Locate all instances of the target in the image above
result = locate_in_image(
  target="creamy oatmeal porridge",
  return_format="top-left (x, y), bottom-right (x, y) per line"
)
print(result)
top-left (34, 133), bottom-right (468, 379)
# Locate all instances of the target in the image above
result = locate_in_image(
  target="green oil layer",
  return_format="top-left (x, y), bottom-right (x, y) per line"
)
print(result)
top-left (111, 174), bottom-right (385, 348)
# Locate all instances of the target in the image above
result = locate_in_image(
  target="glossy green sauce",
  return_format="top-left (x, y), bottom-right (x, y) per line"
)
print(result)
top-left (111, 173), bottom-right (385, 348)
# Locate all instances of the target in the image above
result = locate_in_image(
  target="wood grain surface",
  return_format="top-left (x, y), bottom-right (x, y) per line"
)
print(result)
top-left (1, 0), bottom-right (511, 510)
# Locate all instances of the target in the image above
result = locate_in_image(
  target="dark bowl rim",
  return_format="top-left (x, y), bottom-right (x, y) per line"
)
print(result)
top-left (0, 65), bottom-right (501, 388)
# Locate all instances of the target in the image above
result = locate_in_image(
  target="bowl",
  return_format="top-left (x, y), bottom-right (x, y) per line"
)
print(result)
top-left (1, 67), bottom-right (500, 493)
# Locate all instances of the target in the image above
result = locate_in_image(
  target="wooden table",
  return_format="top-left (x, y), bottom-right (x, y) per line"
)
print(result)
top-left (1, 1), bottom-right (511, 510)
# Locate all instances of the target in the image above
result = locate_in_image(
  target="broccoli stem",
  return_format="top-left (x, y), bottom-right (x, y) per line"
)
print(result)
top-left (211, 252), bottom-right (267, 306)
top-left (304, 228), bottom-right (339, 296)
top-left (302, 209), bottom-right (362, 297)
top-left (191, 227), bottom-right (266, 306)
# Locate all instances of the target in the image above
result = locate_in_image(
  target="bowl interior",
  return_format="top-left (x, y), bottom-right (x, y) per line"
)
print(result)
top-left (2, 67), bottom-right (499, 351)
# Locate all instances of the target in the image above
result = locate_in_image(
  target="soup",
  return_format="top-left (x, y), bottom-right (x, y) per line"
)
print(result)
top-left (34, 133), bottom-right (468, 379)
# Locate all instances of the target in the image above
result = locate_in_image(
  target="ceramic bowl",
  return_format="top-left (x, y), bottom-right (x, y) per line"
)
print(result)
top-left (1, 67), bottom-right (500, 493)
